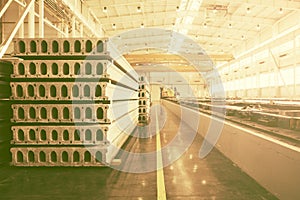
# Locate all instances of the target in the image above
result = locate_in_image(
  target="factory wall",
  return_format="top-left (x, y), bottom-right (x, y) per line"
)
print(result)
top-left (214, 20), bottom-right (300, 99)
top-left (150, 84), bottom-right (161, 102)
top-left (146, 72), bottom-right (207, 98)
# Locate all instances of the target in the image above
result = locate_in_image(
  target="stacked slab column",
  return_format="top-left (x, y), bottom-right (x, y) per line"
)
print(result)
top-left (0, 61), bottom-right (12, 165)
top-left (10, 38), bottom-right (139, 166)
top-left (138, 76), bottom-right (150, 125)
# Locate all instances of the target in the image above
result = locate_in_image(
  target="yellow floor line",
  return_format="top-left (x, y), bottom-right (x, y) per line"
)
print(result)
top-left (156, 107), bottom-right (167, 200)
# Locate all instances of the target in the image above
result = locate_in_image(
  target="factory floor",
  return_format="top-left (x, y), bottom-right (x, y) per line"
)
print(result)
top-left (0, 103), bottom-right (277, 200)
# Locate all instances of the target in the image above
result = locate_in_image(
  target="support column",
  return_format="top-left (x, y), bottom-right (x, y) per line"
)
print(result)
top-left (71, 16), bottom-right (76, 37)
top-left (242, 62), bottom-right (247, 98)
top-left (254, 55), bottom-right (261, 98)
top-left (56, 23), bottom-right (60, 38)
top-left (0, 0), bottom-right (34, 58)
top-left (28, 0), bottom-right (35, 38)
top-left (274, 57), bottom-right (280, 97)
top-left (293, 32), bottom-right (297, 99)
top-left (65, 23), bottom-right (69, 37)
top-left (18, 4), bottom-right (24, 38)
top-left (80, 23), bottom-right (83, 37)
top-left (0, 0), bottom-right (2, 44)
top-left (39, 0), bottom-right (44, 38)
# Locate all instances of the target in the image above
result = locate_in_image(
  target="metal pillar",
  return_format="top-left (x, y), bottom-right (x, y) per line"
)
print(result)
top-left (65, 23), bottom-right (69, 37)
top-left (14, 0), bottom-right (66, 37)
top-left (71, 16), bottom-right (76, 37)
top-left (18, 5), bottom-right (24, 38)
top-left (0, 0), bottom-right (35, 58)
top-left (28, 0), bottom-right (35, 38)
top-left (80, 23), bottom-right (83, 37)
top-left (293, 32), bottom-right (297, 99)
top-left (0, 1), bottom-right (1, 43)
top-left (39, 0), bottom-right (44, 38)
top-left (269, 49), bottom-right (291, 97)
top-left (0, 0), bottom-right (14, 19)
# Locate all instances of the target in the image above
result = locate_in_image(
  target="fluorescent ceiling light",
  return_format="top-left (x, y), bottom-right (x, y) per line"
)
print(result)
top-left (279, 8), bottom-right (283, 14)
top-left (103, 7), bottom-right (107, 13)
top-left (213, 7), bottom-right (217, 13)
top-left (246, 7), bottom-right (250, 14)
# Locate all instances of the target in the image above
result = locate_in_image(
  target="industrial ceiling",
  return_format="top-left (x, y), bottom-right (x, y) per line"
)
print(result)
top-left (81, 0), bottom-right (300, 71)
top-left (2, 0), bottom-right (299, 72)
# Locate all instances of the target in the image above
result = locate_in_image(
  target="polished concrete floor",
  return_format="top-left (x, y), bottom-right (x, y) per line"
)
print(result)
top-left (0, 103), bottom-right (277, 200)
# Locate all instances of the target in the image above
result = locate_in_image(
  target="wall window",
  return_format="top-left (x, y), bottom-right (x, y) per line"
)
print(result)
top-left (296, 65), bottom-right (300, 84)
top-left (280, 67), bottom-right (294, 85)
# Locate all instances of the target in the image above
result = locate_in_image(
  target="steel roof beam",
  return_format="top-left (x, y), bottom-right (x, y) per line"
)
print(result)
top-left (98, 10), bottom-right (275, 26)
top-left (224, 0), bottom-right (300, 10)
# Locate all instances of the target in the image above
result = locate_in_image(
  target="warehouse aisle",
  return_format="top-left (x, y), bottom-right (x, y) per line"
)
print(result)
top-left (0, 102), bottom-right (277, 200)
top-left (156, 103), bottom-right (277, 200)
